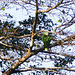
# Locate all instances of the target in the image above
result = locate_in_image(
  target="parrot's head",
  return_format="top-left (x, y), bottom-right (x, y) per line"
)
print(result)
top-left (43, 32), bottom-right (48, 36)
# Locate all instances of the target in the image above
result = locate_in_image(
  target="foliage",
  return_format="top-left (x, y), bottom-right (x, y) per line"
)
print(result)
top-left (2, 7), bottom-right (5, 11)
top-left (19, 13), bottom-right (54, 31)
top-left (55, 56), bottom-right (75, 67)
top-left (0, 0), bottom-right (75, 75)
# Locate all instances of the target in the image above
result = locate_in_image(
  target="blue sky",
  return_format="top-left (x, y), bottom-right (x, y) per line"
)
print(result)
top-left (0, 1), bottom-right (75, 75)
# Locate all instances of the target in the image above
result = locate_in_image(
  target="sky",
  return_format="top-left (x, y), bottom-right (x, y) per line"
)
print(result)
top-left (0, 1), bottom-right (75, 75)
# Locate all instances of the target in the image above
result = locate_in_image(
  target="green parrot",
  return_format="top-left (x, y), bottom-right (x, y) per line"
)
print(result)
top-left (41, 32), bottom-right (52, 50)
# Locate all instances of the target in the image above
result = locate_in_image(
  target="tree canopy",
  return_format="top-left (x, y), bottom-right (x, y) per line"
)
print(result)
top-left (0, 0), bottom-right (75, 75)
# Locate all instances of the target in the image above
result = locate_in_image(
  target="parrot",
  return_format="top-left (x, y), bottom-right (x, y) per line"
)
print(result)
top-left (41, 32), bottom-right (52, 50)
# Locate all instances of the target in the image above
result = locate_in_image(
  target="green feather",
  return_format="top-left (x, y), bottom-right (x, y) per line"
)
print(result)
top-left (41, 34), bottom-right (52, 50)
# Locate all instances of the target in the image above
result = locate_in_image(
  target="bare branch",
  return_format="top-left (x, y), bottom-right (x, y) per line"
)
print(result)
top-left (0, 36), bottom-right (5, 40)
top-left (12, 67), bottom-right (75, 74)
top-left (0, 52), bottom-right (10, 60)
top-left (2, 0), bottom-right (39, 75)
top-left (49, 34), bottom-right (75, 48)
top-left (0, 41), bottom-right (12, 48)
top-left (38, 0), bottom-right (63, 13)
top-left (54, 16), bottom-right (75, 33)
top-left (12, 68), bottom-right (61, 74)
top-left (30, 0), bottom-right (38, 50)
top-left (43, 51), bottom-right (75, 58)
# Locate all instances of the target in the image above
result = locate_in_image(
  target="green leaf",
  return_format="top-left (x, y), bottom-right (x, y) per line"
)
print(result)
top-left (58, 19), bottom-right (62, 22)
top-left (44, 56), bottom-right (47, 60)
top-left (2, 7), bottom-right (5, 11)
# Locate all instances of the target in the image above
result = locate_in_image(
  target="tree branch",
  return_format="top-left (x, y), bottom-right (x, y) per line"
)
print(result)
top-left (2, 50), bottom-right (32, 75)
top-left (2, 0), bottom-right (39, 75)
top-left (30, 0), bottom-right (38, 50)
top-left (54, 16), bottom-right (75, 33)
top-left (2, 34), bottom-right (75, 75)
top-left (49, 34), bottom-right (75, 48)
top-left (11, 67), bottom-right (75, 74)
top-left (11, 67), bottom-right (61, 74)
top-left (43, 51), bottom-right (75, 58)
top-left (38, 0), bottom-right (63, 13)
top-left (0, 41), bottom-right (12, 48)
top-left (0, 36), bottom-right (5, 40)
